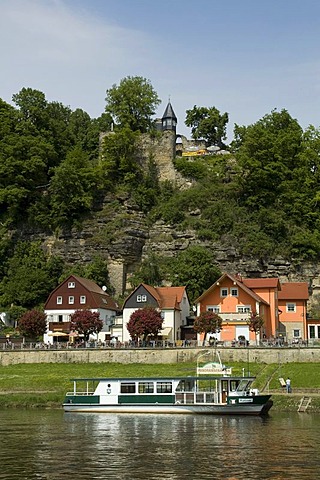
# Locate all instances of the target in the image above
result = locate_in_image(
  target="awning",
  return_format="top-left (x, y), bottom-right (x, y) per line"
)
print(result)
top-left (48, 332), bottom-right (68, 337)
top-left (159, 327), bottom-right (172, 337)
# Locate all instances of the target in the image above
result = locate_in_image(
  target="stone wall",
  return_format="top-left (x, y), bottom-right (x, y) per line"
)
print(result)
top-left (1, 347), bottom-right (320, 366)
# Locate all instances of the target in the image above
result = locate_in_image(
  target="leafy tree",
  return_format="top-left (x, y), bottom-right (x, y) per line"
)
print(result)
top-left (193, 311), bottom-right (223, 346)
top-left (12, 87), bottom-right (48, 131)
top-left (18, 309), bottom-right (47, 339)
top-left (5, 305), bottom-right (27, 328)
top-left (49, 146), bottom-right (98, 227)
top-left (0, 241), bottom-right (64, 309)
top-left (105, 76), bottom-right (161, 132)
top-left (129, 253), bottom-right (165, 288)
top-left (70, 310), bottom-right (103, 341)
top-left (84, 256), bottom-right (115, 295)
top-left (247, 312), bottom-right (264, 345)
top-left (170, 246), bottom-right (221, 304)
top-left (185, 105), bottom-right (229, 147)
top-left (127, 306), bottom-right (163, 341)
top-left (100, 127), bottom-right (141, 185)
top-left (233, 109), bottom-right (303, 210)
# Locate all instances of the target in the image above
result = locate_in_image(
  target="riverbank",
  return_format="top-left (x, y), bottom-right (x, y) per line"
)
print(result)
top-left (1, 361), bottom-right (320, 411)
top-left (1, 346), bottom-right (320, 366)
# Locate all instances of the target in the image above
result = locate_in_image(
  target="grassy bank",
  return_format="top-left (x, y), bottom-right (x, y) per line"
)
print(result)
top-left (0, 361), bottom-right (320, 411)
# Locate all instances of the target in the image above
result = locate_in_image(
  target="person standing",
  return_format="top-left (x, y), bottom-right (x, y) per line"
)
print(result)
top-left (286, 377), bottom-right (292, 393)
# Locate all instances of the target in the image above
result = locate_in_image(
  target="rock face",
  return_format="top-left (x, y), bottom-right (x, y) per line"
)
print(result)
top-left (40, 203), bottom-right (319, 298)
top-left (23, 130), bottom-right (320, 298)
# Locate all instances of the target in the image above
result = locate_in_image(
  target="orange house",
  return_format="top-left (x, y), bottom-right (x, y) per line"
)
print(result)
top-left (195, 273), bottom-right (309, 345)
top-left (278, 282), bottom-right (309, 342)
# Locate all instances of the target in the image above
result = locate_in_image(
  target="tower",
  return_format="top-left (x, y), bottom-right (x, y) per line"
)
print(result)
top-left (161, 101), bottom-right (177, 133)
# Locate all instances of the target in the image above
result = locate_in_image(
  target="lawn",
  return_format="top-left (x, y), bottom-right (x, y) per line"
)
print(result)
top-left (0, 362), bottom-right (319, 408)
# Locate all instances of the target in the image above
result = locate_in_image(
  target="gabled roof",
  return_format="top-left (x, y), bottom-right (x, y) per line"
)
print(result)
top-left (124, 283), bottom-right (187, 311)
top-left (45, 274), bottom-right (119, 311)
top-left (195, 273), bottom-right (268, 305)
top-left (278, 282), bottom-right (309, 300)
top-left (162, 101), bottom-right (177, 121)
top-left (242, 277), bottom-right (281, 289)
top-left (156, 286), bottom-right (187, 310)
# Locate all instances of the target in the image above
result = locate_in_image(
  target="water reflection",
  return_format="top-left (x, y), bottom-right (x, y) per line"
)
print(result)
top-left (0, 410), bottom-right (319, 479)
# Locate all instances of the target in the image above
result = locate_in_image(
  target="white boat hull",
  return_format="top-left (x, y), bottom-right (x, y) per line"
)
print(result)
top-left (63, 401), bottom-right (273, 416)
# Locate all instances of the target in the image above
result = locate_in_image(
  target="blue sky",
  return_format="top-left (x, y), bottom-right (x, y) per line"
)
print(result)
top-left (1, 0), bottom-right (320, 140)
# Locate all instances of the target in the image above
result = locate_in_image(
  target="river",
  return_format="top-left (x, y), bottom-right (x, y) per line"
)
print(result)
top-left (0, 409), bottom-right (319, 479)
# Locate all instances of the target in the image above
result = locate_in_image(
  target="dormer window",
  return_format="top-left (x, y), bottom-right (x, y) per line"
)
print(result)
top-left (68, 282), bottom-right (75, 288)
top-left (137, 294), bottom-right (147, 302)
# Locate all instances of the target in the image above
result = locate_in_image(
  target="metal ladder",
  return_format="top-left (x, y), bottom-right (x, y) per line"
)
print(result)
top-left (298, 396), bottom-right (311, 412)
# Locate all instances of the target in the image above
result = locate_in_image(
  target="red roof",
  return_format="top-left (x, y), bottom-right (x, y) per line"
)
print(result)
top-left (278, 282), bottom-right (309, 300)
top-left (242, 278), bottom-right (280, 289)
top-left (195, 273), bottom-right (268, 304)
top-left (156, 286), bottom-right (186, 309)
top-left (130, 284), bottom-right (187, 310)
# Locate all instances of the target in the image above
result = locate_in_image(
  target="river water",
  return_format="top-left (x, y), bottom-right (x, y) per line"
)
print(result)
top-left (0, 409), bottom-right (319, 479)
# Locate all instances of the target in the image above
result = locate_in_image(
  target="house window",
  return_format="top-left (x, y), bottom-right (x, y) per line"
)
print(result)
top-left (237, 305), bottom-right (251, 313)
top-left (286, 303), bottom-right (296, 313)
top-left (137, 294), bottom-right (147, 302)
top-left (68, 282), bottom-right (75, 288)
top-left (58, 315), bottom-right (63, 323)
top-left (309, 326), bottom-right (315, 339)
top-left (231, 288), bottom-right (238, 297)
top-left (80, 295), bottom-right (86, 304)
top-left (207, 306), bottom-right (220, 314)
top-left (220, 288), bottom-right (228, 298)
top-left (293, 329), bottom-right (300, 338)
top-left (68, 296), bottom-right (74, 305)
top-left (57, 296), bottom-right (62, 305)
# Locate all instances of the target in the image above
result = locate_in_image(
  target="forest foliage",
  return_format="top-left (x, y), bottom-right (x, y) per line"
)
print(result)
top-left (1, 77), bottom-right (320, 316)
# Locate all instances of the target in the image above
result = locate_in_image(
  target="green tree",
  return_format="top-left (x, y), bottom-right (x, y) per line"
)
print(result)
top-left (105, 76), bottom-right (161, 132)
top-left (0, 241), bottom-right (64, 309)
top-left (127, 306), bottom-right (163, 342)
top-left (100, 127), bottom-right (141, 185)
top-left (185, 105), bottom-right (229, 147)
top-left (170, 246), bottom-right (221, 304)
top-left (130, 253), bottom-right (165, 288)
top-left (193, 311), bottom-right (223, 346)
top-left (49, 146), bottom-right (98, 227)
top-left (70, 309), bottom-right (103, 341)
top-left (234, 109), bottom-right (303, 210)
top-left (18, 309), bottom-right (47, 339)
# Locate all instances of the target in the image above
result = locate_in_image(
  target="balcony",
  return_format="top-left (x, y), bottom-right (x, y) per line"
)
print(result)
top-left (49, 322), bottom-right (71, 333)
top-left (219, 313), bottom-right (250, 323)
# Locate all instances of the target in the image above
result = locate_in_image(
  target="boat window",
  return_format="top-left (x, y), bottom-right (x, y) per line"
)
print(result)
top-left (138, 382), bottom-right (154, 393)
top-left (176, 380), bottom-right (195, 392)
top-left (120, 382), bottom-right (136, 394)
top-left (230, 380), bottom-right (239, 392)
top-left (236, 380), bottom-right (251, 392)
top-left (156, 382), bottom-right (172, 393)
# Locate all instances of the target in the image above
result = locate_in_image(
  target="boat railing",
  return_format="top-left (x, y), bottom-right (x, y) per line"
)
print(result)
top-left (66, 391), bottom-right (95, 396)
top-left (175, 392), bottom-right (219, 404)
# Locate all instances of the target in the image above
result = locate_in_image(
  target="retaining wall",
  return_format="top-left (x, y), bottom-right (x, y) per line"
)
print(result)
top-left (1, 347), bottom-right (320, 367)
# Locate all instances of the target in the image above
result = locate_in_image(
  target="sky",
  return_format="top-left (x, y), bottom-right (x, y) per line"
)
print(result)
top-left (1, 0), bottom-right (320, 140)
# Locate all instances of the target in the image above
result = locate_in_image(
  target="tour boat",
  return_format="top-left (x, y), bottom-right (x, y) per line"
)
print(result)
top-left (63, 375), bottom-right (273, 416)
